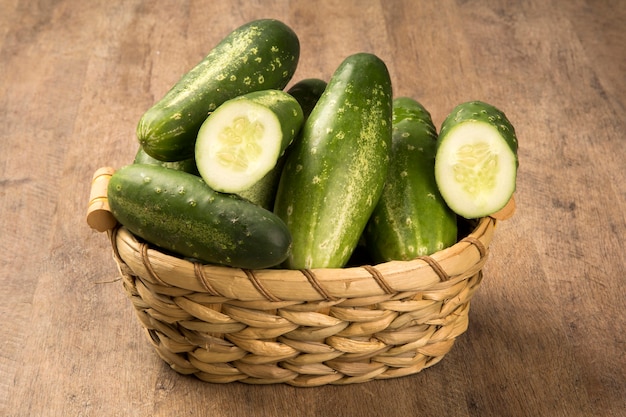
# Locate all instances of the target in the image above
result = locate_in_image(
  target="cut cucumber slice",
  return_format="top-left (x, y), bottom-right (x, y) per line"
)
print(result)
top-left (435, 101), bottom-right (518, 219)
top-left (195, 89), bottom-right (303, 193)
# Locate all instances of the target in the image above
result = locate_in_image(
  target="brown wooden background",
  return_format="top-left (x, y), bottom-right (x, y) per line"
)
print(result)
top-left (1, 0), bottom-right (625, 416)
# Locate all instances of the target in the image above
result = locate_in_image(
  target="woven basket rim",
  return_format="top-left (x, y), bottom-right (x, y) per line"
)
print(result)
top-left (109, 216), bottom-right (496, 303)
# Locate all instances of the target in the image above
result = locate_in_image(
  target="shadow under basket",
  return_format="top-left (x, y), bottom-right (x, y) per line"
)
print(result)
top-left (87, 167), bottom-right (509, 387)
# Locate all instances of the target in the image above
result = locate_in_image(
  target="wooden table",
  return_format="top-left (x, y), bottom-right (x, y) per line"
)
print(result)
top-left (2, 0), bottom-right (624, 416)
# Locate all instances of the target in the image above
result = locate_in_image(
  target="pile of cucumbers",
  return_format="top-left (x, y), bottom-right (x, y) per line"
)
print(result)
top-left (107, 19), bottom-right (518, 270)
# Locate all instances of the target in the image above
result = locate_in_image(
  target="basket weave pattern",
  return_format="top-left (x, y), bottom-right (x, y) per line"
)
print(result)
top-left (106, 217), bottom-right (495, 386)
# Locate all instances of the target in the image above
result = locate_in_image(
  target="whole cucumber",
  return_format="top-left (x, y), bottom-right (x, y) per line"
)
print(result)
top-left (274, 53), bottom-right (393, 269)
top-left (364, 97), bottom-right (458, 263)
top-left (137, 19), bottom-right (300, 162)
top-left (107, 164), bottom-right (292, 269)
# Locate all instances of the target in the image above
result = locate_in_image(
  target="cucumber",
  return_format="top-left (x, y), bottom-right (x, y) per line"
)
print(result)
top-left (137, 19), bottom-right (300, 162)
top-left (107, 164), bottom-right (292, 269)
top-left (364, 97), bottom-right (458, 263)
top-left (286, 78), bottom-right (327, 119)
top-left (133, 146), bottom-right (199, 176)
top-left (273, 52), bottom-right (393, 269)
top-left (435, 100), bottom-right (518, 219)
top-left (195, 89), bottom-right (303, 193)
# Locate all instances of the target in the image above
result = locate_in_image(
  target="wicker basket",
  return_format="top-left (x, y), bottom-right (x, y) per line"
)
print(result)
top-left (87, 167), bottom-right (511, 386)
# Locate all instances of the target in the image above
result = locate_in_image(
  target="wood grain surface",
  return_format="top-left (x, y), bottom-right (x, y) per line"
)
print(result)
top-left (1, 0), bottom-right (624, 416)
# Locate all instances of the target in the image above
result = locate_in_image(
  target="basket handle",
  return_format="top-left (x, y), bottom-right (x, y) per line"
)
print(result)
top-left (86, 167), bottom-right (117, 232)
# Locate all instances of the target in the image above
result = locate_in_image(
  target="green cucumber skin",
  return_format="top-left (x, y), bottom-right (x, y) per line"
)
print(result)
top-left (133, 146), bottom-right (199, 176)
top-left (439, 100), bottom-right (518, 166)
top-left (287, 78), bottom-right (327, 119)
top-left (365, 97), bottom-right (458, 263)
top-left (107, 164), bottom-right (292, 269)
top-left (137, 19), bottom-right (300, 162)
top-left (274, 53), bottom-right (393, 269)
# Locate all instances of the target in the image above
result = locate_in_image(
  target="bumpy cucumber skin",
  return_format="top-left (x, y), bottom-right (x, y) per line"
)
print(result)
top-left (133, 146), bottom-right (199, 175)
top-left (274, 53), bottom-right (393, 269)
top-left (364, 97), bottom-right (458, 263)
top-left (107, 164), bottom-right (292, 269)
top-left (137, 19), bottom-right (300, 162)
top-left (436, 100), bottom-right (518, 218)
top-left (287, 78), bottom-right (327, 119)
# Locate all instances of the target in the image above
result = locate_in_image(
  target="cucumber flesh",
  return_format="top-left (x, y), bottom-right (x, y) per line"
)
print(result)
top-left (195, 89), bottom-right (303, 193)
top-left (435, 101), bottom-right (518, 219)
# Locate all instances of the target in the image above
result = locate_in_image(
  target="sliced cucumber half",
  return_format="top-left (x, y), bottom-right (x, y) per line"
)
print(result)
top-left (435, 101), bottom-right (518, 219)
top-left (195, 90), bottom-right (303, 193)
